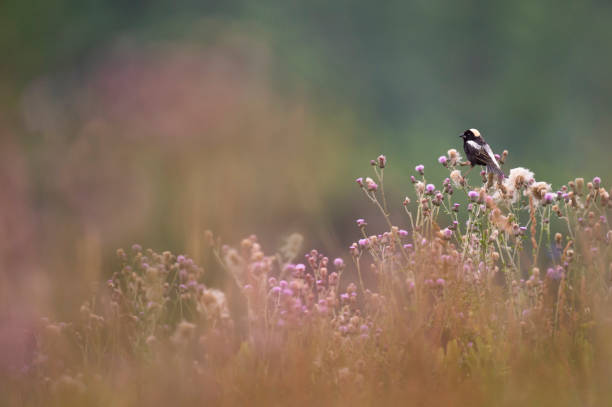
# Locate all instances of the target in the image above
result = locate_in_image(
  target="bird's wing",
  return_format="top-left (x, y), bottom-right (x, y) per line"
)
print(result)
top-left (467, 140), bottom-right (501, 168)
top-left (483, 144), bottom-right (501, 168)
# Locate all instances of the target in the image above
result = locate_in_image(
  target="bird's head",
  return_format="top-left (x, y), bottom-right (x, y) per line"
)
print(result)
top-left (460, 128), bottom-right (481, 141)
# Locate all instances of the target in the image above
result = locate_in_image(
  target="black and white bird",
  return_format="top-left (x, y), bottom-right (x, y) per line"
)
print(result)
top-left (460, 128), bottom-right (505, 179)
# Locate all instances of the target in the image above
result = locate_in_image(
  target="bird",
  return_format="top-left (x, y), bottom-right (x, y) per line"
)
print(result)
top-left (459, 128), bottom-right (505, 179)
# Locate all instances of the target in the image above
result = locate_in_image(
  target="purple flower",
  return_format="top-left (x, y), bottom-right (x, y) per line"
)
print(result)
top-left (358, 238), bottom-right (370, 248)
top-left (131, 243), bottom-right (142, 252)
top-left (356, 177), bottom-right (364, 187)
top-left (271, 286), bottom-right (281, 294)
top-left (436, 278), bottom-right (445, 286)
top-left (452, 203), bottom-right (460, 212)
top-left (295, 264), bottom-right (306, 274)
top-left (399, 229), bottom-right (408, 237)
top-left (438, 156), bottom-right (447, 165)
top-left (403, 243), bottom-right (413, 250)
top-left (544, 193), bottom-right (555, 205)
top-left (468, 190), bottom-right (479, 202)
top-left (593, 176), bottom-right (601, 188)
top-left (546, 267), bottom-right (564, 280)
top-left (425, 184), bottom-right (435, 194)
top-left (378, 155), bottom-right (387, 168)
top-left (442, 228), bottom-right (453, 239)
top-left (415, 164), bottom-right (425, 175)
top-left (333, 258), bottom-right (345, 269)
top-left (365, 177), bottom-right (378, 191)
top-left (356, 218), bottom-right (367, 227)
top-left (177, 255), bottom-right (186, 263)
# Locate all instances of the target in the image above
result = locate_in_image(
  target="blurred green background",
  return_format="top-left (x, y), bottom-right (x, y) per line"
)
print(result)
top-left (1, 0), bottom-right (612, 315)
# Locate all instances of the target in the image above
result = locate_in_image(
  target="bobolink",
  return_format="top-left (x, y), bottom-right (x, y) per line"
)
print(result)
top-left (460, 128), bottom-right (505, 179)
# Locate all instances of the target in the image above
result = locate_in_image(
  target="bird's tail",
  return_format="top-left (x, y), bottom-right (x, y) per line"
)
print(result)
top-left (487, 164), bottom-right (505, 179)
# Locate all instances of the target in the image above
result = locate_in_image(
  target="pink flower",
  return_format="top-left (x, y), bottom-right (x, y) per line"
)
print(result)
top-left (415, 164), bottom-right (425, 175)
top-left (378, 155), bottom-right (387, 168)
top-left (365, 177), bottom-right (378, 191)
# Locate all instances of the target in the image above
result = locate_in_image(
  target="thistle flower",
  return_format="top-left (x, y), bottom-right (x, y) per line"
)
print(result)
top-left (415, 164), bottom-right (425, 175)
top-left (468, 190), bottom-right (479, 202)
top-left (356, 218), bottom-right (367, 227)
top-left (505, 167), bottom-right (534, 192)
top-left (356, 177), bottom-right (364, 187)
top-left (593, 176), bottom-right (601, 188)
top-left (398, 229), bottom-right (408, 237)
top-left (425, 184), bottom-right (435, 195)
top-left (378, 155), bottom-right (387, 168)
top-left (450, 170), bottom-right (464, 188)
top-left (333, 258), bottom-right (345, 269)
top-left (415, 181), bottom-right (425, 194)
top-left (438, 156), bottom-right (447, 166)
top-left (358, 238), bottom-right (370, 248)
top-left (447, 148), bottom-right (462, 166)
top-left (543, 192), bottom-right (555, 206)
top-left (441, 228), bottom-right (453, 240)
top-left (365, 177), bottom-right (378, 191)
top-left (527, 181), bottom-right (552, 205)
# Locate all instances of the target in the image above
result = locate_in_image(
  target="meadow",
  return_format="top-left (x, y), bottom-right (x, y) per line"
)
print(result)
top-left (6, 148), bottom-right (612, 406)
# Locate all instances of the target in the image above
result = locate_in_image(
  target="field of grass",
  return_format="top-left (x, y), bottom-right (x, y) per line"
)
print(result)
top-left (4, 149), bottom-right (612, 406)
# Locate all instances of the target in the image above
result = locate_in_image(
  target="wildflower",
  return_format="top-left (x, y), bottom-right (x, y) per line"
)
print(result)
top-left (350, 243), bottom-right (360, 256)
top-left (403, 197), bottom-right (411, 206)
top-left (575, 178), bottom-right (585, 195)
top-left (356, 177), bottom-right (364, 187)
top-left (365, 177), bottom-right (378, 191)
top-left (452, 203), bottom-right (460, 212)
top-left (527, 181), bottom-right (552, 205)
top-left (546, 267), bottom-right (564, 280)
top-left (450, 170), bottom-right (464, 188)
top-left (378, 155), bottom-right (387, 168)
top-left (398, 229), bottom-right (408, 237)
top-left (543, 192), bottom-right (555, 206)
top-left (333, 258), bottom-right (345, 269)
top-left (415, 164), bottom-right (425, 175)
top-left (438, 156), bottom-right (448, 166)
top-left (415, 181), bottom-right (425, 194)
top-left (593, 176), bottom-right (601, 188)
top-left (505, 167), bottom-right (535, 192)
top-left (447, 148), bottom-right (462, 166)
top-left (131, 243), bottom-right (142, 252)
top-left (468, 190), bottom-right (479, 202)
top-left (425, 184), bottom-right (435, 195)
top-left (356, 218), bottom-right (367, 227)
top-left (441, 228), bottom-right (453, 240)
top-left (358, 238), bottom-right (370, 248)
top-left (436, 278), bottom-right (445, 286)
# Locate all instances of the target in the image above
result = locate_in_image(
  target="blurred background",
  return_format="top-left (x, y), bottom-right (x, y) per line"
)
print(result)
top-left (1, 0), bottom-right (612, 326)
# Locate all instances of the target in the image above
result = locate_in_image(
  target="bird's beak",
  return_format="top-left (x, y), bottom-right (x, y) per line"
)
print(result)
top-left (459, 134), bottom-right (464, 139)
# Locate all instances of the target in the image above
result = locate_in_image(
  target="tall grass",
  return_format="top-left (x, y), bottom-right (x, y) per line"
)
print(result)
top-left (7, 150), bottom-right (612, 406)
